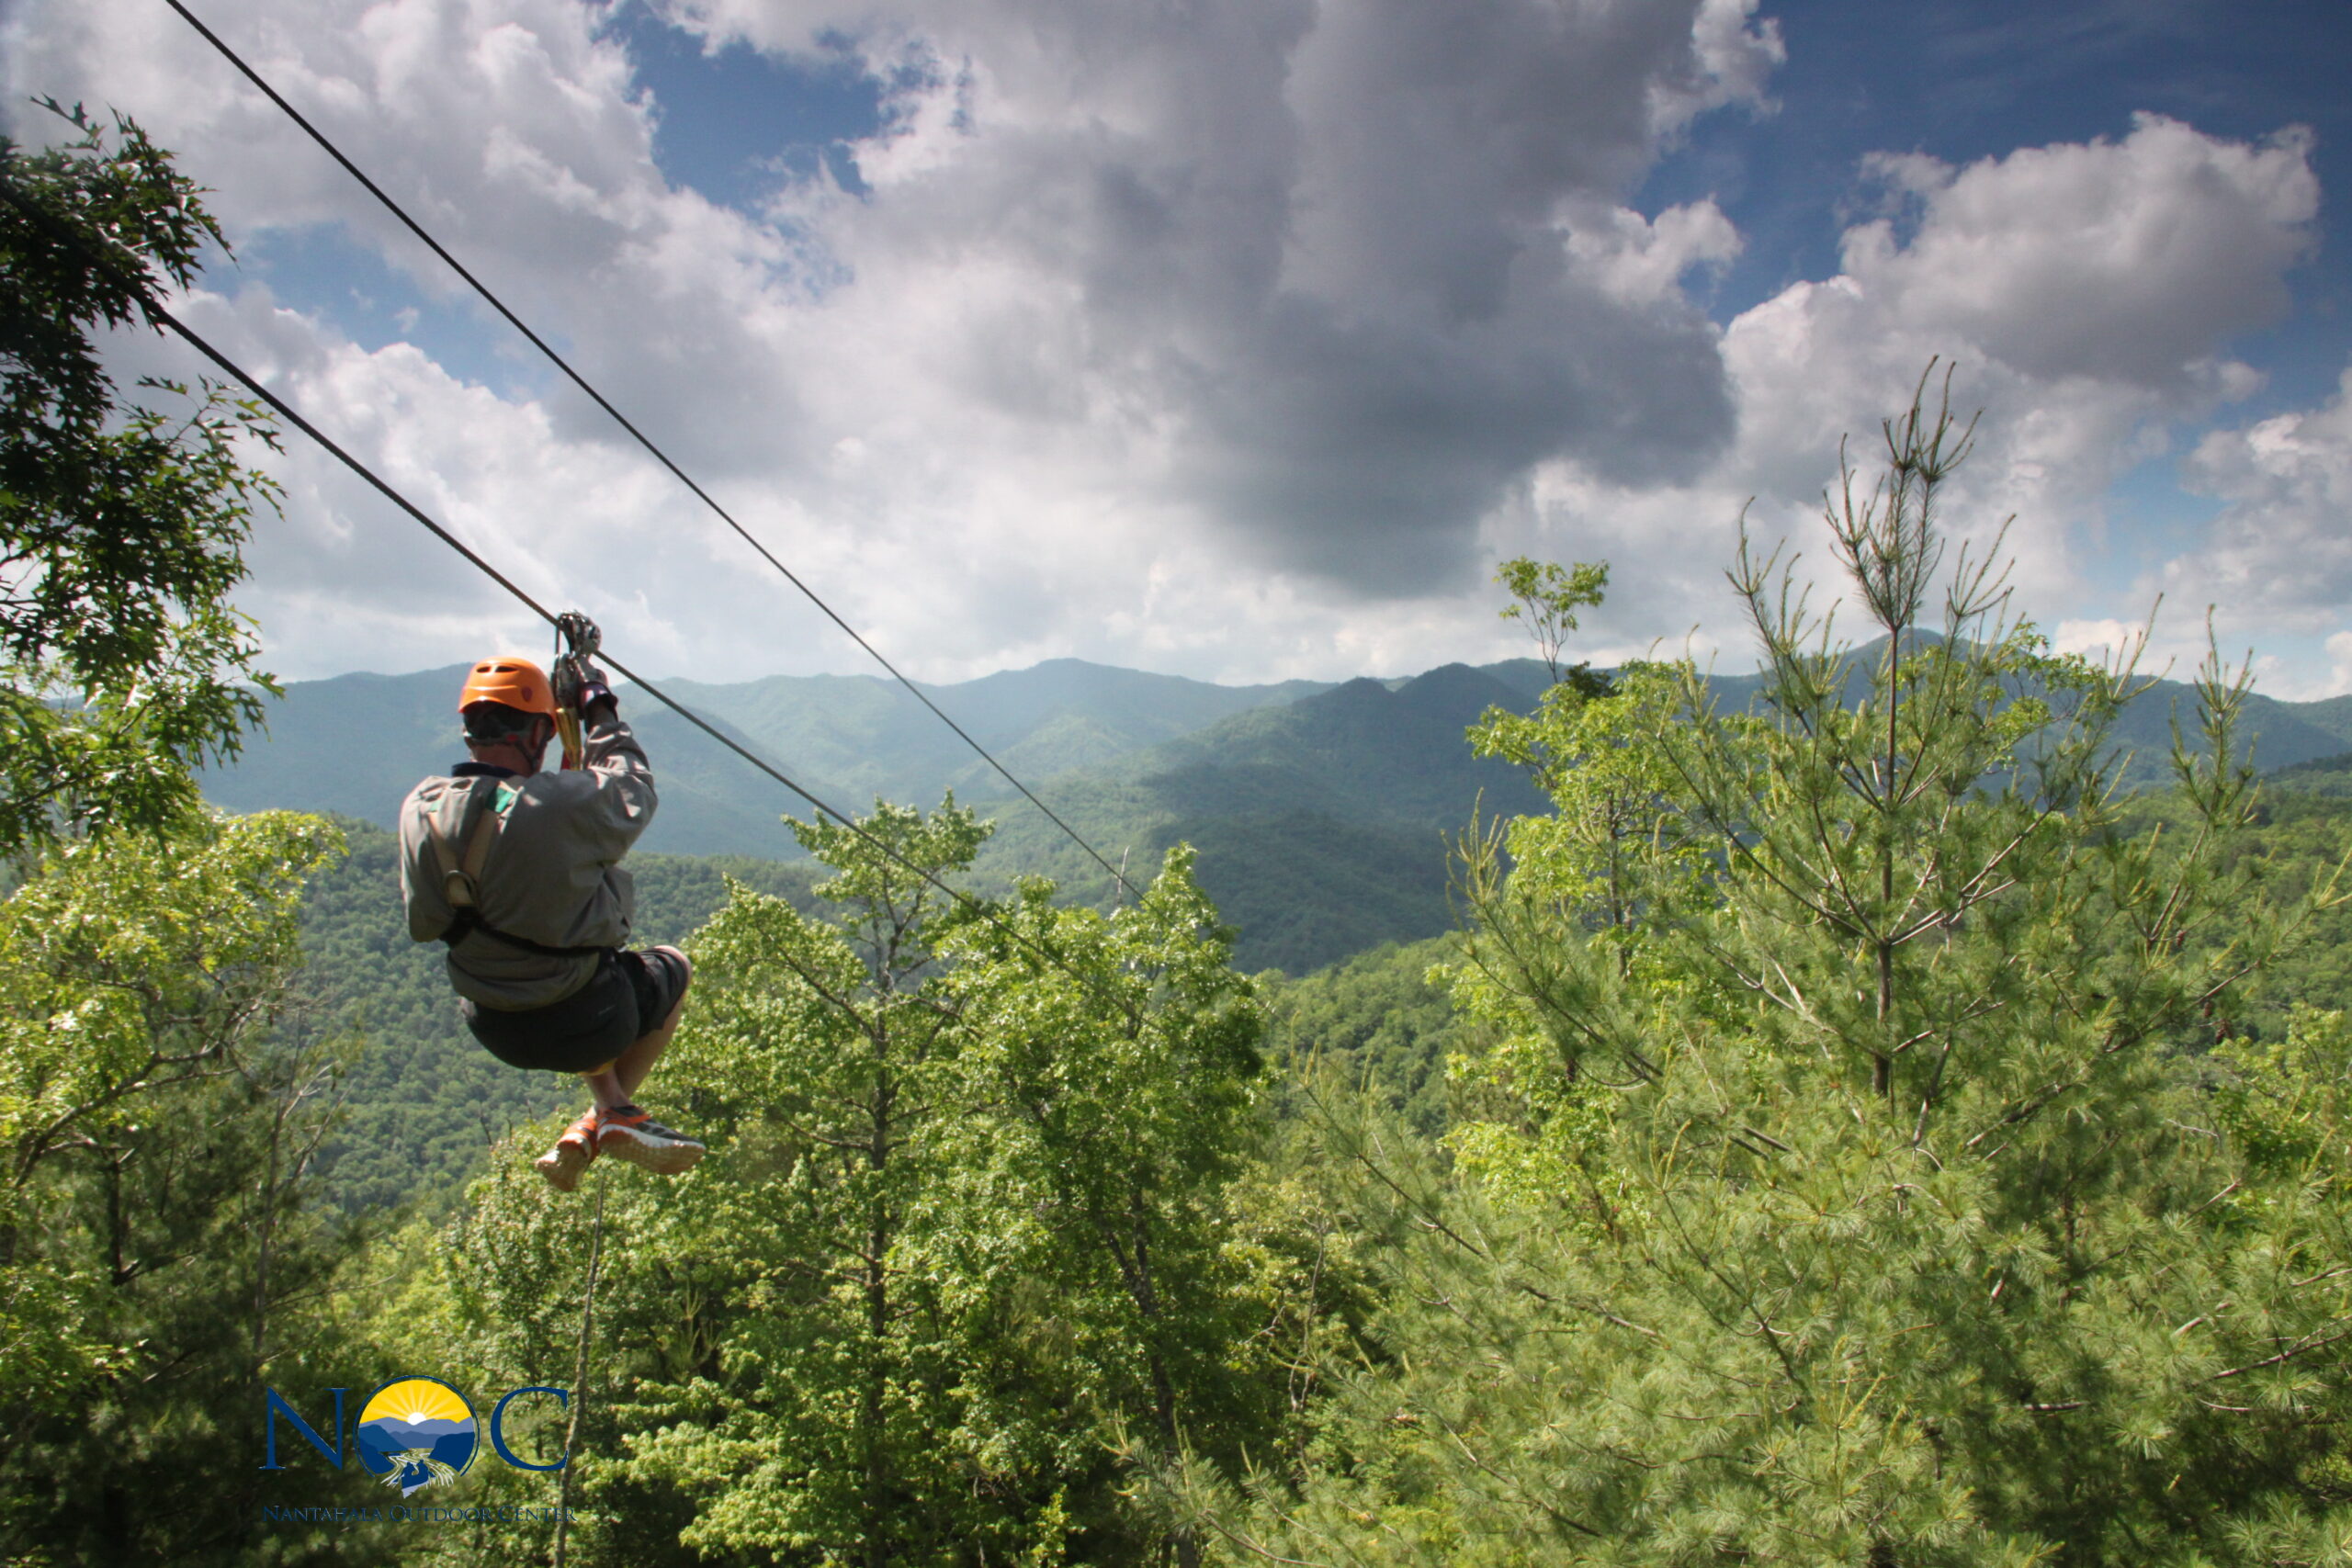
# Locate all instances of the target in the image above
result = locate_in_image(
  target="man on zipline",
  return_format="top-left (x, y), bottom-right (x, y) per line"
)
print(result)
top-left (398, 652), bottom-right (704, 1191)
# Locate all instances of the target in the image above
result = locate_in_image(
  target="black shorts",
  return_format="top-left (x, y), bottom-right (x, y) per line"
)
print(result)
top-left (463, 948), bottom-right (689, 1075)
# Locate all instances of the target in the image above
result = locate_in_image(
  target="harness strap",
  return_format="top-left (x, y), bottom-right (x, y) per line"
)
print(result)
top-left (422, 778), bottom-right (481, 908)
top-left (456, 801), bottom-right (499, 903)
top-left (440, 908), bottom-right (611, 961)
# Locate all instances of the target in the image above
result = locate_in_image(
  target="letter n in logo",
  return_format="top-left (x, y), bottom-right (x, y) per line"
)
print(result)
top-left (259, 1387), bottom-right (348, 1470)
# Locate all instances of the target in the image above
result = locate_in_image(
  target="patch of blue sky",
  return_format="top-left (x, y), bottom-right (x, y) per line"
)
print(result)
top-left (1645, 0), bottom-right (2352, 348)
top-left (235, 223), bottom-right (557, 400)
top-left (2217, 292), bottom-right (2352, 423)
top-left (2080, 451), bottom-right (2225, 604)
top-left (2244, 629), bottom-right (2347, 700)
top-left (607, 2), bottom-right (882, 210)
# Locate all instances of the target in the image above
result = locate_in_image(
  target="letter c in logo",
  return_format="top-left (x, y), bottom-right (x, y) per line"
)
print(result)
top-left (489, 1386), bottom-right (569, 1472)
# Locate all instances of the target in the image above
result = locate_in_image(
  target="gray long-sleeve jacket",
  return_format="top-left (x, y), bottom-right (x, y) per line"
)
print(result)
top-left (397, 712), bottom-right (657, 1011)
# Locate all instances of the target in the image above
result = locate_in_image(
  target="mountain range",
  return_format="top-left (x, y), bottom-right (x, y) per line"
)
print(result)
top-left (202, 652), bottom-right (2352, 975)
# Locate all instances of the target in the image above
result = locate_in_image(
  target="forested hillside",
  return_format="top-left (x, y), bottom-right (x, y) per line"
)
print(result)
top-left (198, 658), bottom-right (1335, 859)
top-left (204, 649), bottom-right (2352, 976)
top-left (230, 663), bottom-right (2352, 1220)
top-left (2275, 749), bottom-right (2352, 799)
top-left (658, 657), bottom-right (1338, 802)
top-left (279, 778), bottom-right (2352, 1213)
top-left (973, 663), bottom-right (1555, 971)
top-left (203, 657), bottom-right (1554, 973)
top-left (287, 839), bottom-right (1471, 1212)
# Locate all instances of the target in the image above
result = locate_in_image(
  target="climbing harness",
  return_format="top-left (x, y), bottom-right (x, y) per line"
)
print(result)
top-left (549, 612), bottom-right (602, 773)
top-left (417, 776), bottom-right (607, 960)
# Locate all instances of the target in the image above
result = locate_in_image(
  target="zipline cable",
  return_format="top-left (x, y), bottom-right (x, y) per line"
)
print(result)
top-left (0, 169), bottom-right (1144, 1022)
top-left (164, 0), bottom-right (1144, 904)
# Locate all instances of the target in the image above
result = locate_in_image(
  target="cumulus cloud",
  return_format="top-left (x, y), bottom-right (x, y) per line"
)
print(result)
top-left (6, 0), bottom-right (1792, 678)
top-left (2327, 632), bottom-right (2352, 699)
top-left (1494, 112), bottom-right (2323, 660)
top-left (2169, 365), bottom-right (2352, 633)
top-left (1726, 115), bottom-right (2312, 508)
top-left (1847, 118), bottom-right (2315, 389)
top-left (717, 0), bottom-right (1782, 589)
top-left (2, 1), bottom-right (2331, 691)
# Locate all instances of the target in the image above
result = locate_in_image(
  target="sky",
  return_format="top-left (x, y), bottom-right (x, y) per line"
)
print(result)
top-left (5, 0), bottom-right (2350, 694)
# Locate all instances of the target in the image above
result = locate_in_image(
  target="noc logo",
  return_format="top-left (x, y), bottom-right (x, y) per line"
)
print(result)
top-left (356, 1377), bottom-right (479, 1497)
top-left (261, 1378), bottom-right (569, 1481)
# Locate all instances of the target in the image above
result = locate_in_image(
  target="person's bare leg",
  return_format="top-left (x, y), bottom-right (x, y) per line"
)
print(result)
top-left (580, 948), bottom-right (692, 1110)
top-left (591, 950), bottom-right (701, 1173)
top-left (579, 1066), bottom-right (629, 1112)
top-left (541, 950), bottom-right (695, 1187)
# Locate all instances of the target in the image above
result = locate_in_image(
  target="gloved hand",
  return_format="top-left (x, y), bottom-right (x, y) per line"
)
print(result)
top-left (552, 612), bottom-right (612, 721)
top-left (574, 662), bottom-right (618, 722)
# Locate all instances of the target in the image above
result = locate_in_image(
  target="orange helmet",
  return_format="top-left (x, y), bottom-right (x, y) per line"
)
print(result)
top-left (458, 656), bottom-right (557, 717)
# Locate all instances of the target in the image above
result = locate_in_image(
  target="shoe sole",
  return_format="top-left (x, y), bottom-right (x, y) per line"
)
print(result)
top-left (597, 1131), bottom-right (704, 1176)
top-left (535, 1143), bottom-right (594, 1192)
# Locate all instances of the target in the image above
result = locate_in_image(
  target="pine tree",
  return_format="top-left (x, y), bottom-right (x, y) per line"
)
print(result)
top-left (1181, 369), bottom-right (2352, 1566)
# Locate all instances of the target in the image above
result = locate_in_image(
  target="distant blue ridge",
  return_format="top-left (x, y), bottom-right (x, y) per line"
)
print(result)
top-left (358, 1417), bottom-right (477, 1476)
top-left (359, 1416), bottom-right (471, 1447)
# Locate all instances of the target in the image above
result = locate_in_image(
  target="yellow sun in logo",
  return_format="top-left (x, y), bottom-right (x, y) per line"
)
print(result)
top-left (361, 1378), bottom-right (473, 1428)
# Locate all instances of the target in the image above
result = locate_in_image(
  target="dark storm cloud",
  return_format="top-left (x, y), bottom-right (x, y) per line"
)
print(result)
top-left (1190, 278), bottom-right (1736, 591)
top-left (687, 0), bottom-right (1777, 594)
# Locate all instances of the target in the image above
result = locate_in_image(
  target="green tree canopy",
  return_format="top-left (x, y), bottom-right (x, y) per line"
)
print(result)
top-left (0, 811), bottom-right (379, 1567)
top-left (0, 102), bottom-right (280, 853)
top-left (431, 802), bottom-right (1278, 1565)
top-left (0, 810), bottom-right (344, 1408)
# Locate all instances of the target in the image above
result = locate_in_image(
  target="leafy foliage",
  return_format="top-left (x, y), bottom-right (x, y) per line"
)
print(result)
top-left (0, 811), bottom-right (342, 1401)
top-left (395, 803), bottom-right (1283, 1565)
top-left (2272, 750), bottom-right (2352, 800)
top-left (0, 812), bottom-right (392, 1566)
top-left (1495, 557), bottom-right (1611, 697)
top-left (0, 104), bottom-right (281, 853)
top-left (1261, 937), bottom-right (1463, 1137)
top-left (6, 176), bottom-right (2349, 1565)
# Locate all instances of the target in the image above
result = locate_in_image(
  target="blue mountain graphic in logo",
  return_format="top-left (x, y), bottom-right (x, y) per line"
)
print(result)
top-left (354, 1379), bottom-right (480, 1497)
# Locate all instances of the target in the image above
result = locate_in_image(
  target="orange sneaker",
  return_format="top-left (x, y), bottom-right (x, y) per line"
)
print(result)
top-left (594, 1105), bottom-right (705, 1175)
top-left (533, 1110), bottom-right (602, 1192)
